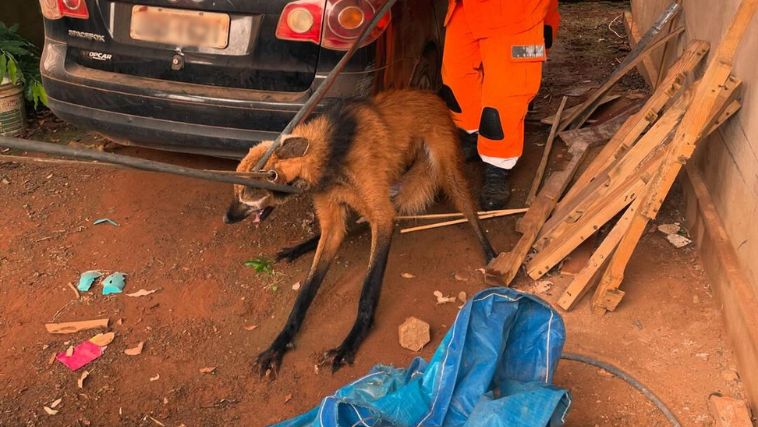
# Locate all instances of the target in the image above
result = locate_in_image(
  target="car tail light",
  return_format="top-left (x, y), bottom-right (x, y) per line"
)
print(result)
top-left (59, 0), bottom-right (90, 19)
top-left (276, 0), bottom-right (324, 44)
top-left (39, 0), bottom-right (63, 19)
top-left (276, 0), bottom-right (391, 50)
top-left (39, 0), bottom-right (90, 20)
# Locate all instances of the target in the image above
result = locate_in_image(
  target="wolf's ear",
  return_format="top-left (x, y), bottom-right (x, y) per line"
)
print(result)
top-left (275, 136), bottom-right (310, 159)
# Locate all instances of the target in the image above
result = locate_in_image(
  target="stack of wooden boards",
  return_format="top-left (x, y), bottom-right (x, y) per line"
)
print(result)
top-left (486, 0), bottom-right (758, 314)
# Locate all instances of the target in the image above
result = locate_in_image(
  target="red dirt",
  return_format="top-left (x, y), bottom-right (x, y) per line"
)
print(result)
top-left (0, 2), bottom-right (750, 426)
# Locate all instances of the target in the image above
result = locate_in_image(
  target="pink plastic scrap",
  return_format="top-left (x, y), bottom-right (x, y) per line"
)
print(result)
top-left (56, 341), bottom-right (103, 371)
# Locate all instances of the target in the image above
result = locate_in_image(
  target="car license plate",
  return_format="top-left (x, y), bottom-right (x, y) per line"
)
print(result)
top-left (130, 6), bottom-right (230, 49)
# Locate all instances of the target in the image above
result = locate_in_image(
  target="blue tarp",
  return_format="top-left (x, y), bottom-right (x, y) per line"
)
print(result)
top-left (273, 288), bottom-right (570, 426)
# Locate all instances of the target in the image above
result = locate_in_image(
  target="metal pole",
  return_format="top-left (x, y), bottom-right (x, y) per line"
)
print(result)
top-left (0, 136), bottom-right (300, 193)
top-left (253, 0), bottom-right (399, 170)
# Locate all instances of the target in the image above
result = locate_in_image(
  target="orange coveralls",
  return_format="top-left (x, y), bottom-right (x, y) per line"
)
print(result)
top-left (441, 0), bottom-right (559, 166)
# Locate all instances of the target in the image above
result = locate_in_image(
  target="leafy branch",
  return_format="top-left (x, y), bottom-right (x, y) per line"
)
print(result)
top-left (0, 22), bottom-right (47, 109)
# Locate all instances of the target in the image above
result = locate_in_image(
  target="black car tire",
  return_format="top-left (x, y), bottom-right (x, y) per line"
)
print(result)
top-left (410, 45), bottom-right (441, 91)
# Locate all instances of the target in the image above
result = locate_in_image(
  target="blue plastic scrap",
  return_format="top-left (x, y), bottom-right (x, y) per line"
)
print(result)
top-left (273, 288), bottom-right (570, 427)
top-left (102, 272), bottom-right (127, 295)
top-left (77, 270), bottom-right (103, 292)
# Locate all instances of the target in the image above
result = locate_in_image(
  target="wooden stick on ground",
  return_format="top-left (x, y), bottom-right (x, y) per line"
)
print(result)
top-left (399, 209), bottom-right (528, 234)
top-left (395, 209), bottom-right (522, 221)
top-left (591, 0), bottom-right (758, 314)
top-left (526, 97), bottom-right (568, 206)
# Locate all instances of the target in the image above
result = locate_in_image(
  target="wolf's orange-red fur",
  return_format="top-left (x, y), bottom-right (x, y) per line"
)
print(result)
top-left (227, 90), bottom-right (495, 375)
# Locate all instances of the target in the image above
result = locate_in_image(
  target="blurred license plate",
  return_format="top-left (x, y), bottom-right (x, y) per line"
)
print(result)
top-left (130, 6), bottom-right (230, 49)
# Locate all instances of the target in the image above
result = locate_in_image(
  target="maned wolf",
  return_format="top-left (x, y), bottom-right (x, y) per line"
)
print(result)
top-left (225, 90), bottom-right (496, 375)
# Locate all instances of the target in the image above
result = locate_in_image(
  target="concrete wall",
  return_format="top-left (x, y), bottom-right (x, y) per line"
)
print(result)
top-left (0, 2), bottom-right (44, 47)
top-left (631, 0), bottom-right (758, 408)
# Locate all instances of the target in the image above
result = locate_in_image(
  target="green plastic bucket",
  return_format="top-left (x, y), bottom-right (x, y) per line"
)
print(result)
top-left (0, 81), bottom-right (26, 137)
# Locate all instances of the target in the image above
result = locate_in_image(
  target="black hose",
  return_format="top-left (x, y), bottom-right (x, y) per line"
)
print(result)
top-left (560, 352), bottom-right (682, 427)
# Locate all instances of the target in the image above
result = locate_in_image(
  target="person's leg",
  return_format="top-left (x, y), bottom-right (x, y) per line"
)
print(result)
top-left (441, 4), bottom-right (483, 161)
top-left (478, 23), bottom-right (546, 209)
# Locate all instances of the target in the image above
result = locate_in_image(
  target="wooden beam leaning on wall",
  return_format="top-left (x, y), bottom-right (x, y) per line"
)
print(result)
top-left (591, 0), bottom-right (758, 313)
top-left (685, 165), bottom-right (758, 411)
top-left (529, 85), bottom-right (698, 261)
top-left (542, 40), bottom-right (710, 242)
top-left (555, 80), bottom-right (741, 310)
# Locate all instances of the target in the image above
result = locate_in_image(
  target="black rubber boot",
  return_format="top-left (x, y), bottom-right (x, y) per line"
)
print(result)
top-left (457, 129), bottom-right (479, 162)
top-left (480, 163), bottom-right (512, 211)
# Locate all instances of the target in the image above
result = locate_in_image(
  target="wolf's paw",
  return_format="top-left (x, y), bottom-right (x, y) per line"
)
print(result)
top-left (255, 346), bottom-right (286, 378)
top-left (321, 345), bottom-right (356, 373)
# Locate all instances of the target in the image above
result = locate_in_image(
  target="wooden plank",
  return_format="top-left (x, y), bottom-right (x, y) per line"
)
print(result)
top-left (590, 76), bottom-right (738, 312)
top-left (45, 318), bottom-right (110, 334)
top-left (542, 73), bottom-right (739, 251)
top-left (685, 165), bottom-right (758, 410)
top-left (707, 99), bottom-right (742, 137)
top-left (557, 101), bottom-right (642, 148)
top-left (487, 143), bottom-right (590, 285)
top-left (624, 10), bottom-right (659, 87)
top-left (560, 2), bottom-right (684, 132)
top-left (540, 95), bottom-right (620, 128)
top-left (552, 40), bottom-right (710, 226)
top-left (708, 394), bottom-right (754, 427)
top-left (536, 89), bottom-right (692, 251)
top-left (557, 198), bottom-right (641, 311)
top-left (591, 0), bottom-right (758, 312)
top-left (526, 97), bottom-right (569, 206)
top-left (527, 170), bottom-right (648, 279)
top-left (653, 13), bottom-right (681, 88)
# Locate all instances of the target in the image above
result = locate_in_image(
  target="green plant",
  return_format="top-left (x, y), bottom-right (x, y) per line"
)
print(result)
top-left (0, 22), bottom-right (47, 109)
top-left (244, 257), bottom-right (274, 274)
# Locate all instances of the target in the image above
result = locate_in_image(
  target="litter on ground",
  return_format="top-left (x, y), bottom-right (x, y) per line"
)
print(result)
top-left (102, 272), bottom-right (127, 295)
top-left (45, 318), bottom-right (109, 334)
top-left (77, 271), bottom-right (103, 292)
top-left (126, 289), bottom-right (157, 297)
top-left (124, 341), bottom-right (145, 356)
top-left (56, 340), bottom-right (104, 371)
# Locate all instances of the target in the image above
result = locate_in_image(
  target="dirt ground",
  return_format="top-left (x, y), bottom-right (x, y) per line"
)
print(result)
top-left (0, 2), bottom-right (751, 426)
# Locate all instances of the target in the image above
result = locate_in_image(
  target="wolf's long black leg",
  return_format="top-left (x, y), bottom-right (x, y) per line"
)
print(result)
top-left (256, 201), bottom-right (346, 377)
top-left (324, 220), bottom-right (393, 372)
top-left (276, 234), bottom-right (321, 263)
top-left (276, 213), bottom-right (371, 263)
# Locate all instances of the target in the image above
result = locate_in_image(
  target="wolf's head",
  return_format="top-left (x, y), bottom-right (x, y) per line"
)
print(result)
top-left (224, 136), bottom-right (311, 224)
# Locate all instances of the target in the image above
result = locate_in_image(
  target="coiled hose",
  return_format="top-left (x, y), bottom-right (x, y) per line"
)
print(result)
top-left (560, 352), bottom-right (682, 427)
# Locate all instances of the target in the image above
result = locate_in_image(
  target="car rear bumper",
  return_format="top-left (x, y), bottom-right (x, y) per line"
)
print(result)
top-left (41, 38), bottom-right (380, 157)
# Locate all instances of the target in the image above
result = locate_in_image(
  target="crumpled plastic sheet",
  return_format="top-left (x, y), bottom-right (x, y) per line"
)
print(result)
top-left (273, 288), bottom-right (570, 427)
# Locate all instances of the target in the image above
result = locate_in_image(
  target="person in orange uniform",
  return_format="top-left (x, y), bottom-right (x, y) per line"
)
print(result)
top-left (439, 0), bottom-right (560, 210)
